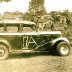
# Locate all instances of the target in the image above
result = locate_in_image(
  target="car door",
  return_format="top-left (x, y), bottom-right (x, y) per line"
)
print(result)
top-left (0, 24), bottom-right (23, 50)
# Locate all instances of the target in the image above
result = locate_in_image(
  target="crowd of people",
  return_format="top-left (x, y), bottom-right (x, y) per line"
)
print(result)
top-left (34, 15), bottom-right (67, 31)
top-left (32, 15), bottom-right (72, 41)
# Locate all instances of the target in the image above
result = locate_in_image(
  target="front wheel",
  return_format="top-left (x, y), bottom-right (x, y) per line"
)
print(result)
top-left (0, 45), bottom-right (9, 60)
top-left (56, 42), bottom-right (70, 56)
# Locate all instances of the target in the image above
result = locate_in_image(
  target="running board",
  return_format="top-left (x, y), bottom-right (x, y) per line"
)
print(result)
top-left (11, 50), bottom-right (48, 54)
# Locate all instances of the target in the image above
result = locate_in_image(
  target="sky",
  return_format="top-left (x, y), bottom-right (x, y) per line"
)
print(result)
top-left (0, 0), bottom-right (30, 14)
top-left (45, 0), bottom-right (72, 13)
top-left (0, 0), bottom-right (72, 14)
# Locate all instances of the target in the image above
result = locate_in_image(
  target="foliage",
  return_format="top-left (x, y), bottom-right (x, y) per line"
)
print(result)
top-left (23, 13), bottom-right (33, 21)
top-left (28, 0), bottom-right (47, 15)
top-left (49, 10), bottom-right (72, 25)
top-left (49, 11), bottom-right (60, 22)
top-left (0, 0), bottom-right (11, 2)
top-left (23, 0), bottom-right (47, 22)
top-left (61, 10), bottom-right (72, 25)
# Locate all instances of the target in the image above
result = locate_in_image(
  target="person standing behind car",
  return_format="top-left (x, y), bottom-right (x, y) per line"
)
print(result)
top-left (43, 20), bottom-right (55, 31)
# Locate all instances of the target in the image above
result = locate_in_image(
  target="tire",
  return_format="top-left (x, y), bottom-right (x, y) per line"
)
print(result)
top-left (0, 45), bottom-right (9, 60)
top-left (56, 42), bottom-right (70, 56)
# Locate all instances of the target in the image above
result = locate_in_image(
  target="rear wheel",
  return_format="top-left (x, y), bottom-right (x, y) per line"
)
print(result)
top-left (56, 42), bottom-right (70, 56)
top-left (0, 45), bottom-right (9, 60)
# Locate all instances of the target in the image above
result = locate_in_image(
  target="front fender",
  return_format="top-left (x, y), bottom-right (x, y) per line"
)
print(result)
top-left (51, 37), bottom-right (70, 46)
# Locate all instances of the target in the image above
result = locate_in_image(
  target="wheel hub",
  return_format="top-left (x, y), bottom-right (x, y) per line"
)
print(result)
top-left (0, 49), bottom-right (5, 57)
top-left (60, 45), bottom-right (69, 55)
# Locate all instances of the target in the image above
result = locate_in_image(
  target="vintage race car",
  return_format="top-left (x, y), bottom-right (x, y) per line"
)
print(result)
top-left (0, 20), bottom-right (70, 60)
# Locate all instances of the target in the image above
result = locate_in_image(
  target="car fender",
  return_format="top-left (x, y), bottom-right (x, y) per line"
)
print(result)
top-left (51, 37), bottom-right (70, 46)
top-left (0, 38), bottom-right (11, 52)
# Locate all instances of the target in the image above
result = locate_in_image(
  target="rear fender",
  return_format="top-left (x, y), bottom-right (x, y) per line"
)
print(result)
top-left (0, 38), bottom-right (11, 52)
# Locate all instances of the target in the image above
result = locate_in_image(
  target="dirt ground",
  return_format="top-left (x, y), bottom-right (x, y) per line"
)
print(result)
top-left (0, 50), bottom-right (72, 72)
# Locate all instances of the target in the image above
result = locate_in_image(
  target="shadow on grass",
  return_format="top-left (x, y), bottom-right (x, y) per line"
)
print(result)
top-left (9, 51), bottom-right (58, 59)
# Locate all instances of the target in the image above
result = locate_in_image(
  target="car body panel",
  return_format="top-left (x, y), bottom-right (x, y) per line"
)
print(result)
top-left (0, 31), bottom-right (64, 51)
top-left (0, 20), bottom-right (70, 53)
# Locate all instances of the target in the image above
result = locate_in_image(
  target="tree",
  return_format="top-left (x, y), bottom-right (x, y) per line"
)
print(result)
top-left (61, 10), bottom-right (72, 25)
top-left (23, 12), bottom-right (33, 21)
top-left (28, 0), bottom-right (47, 15)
